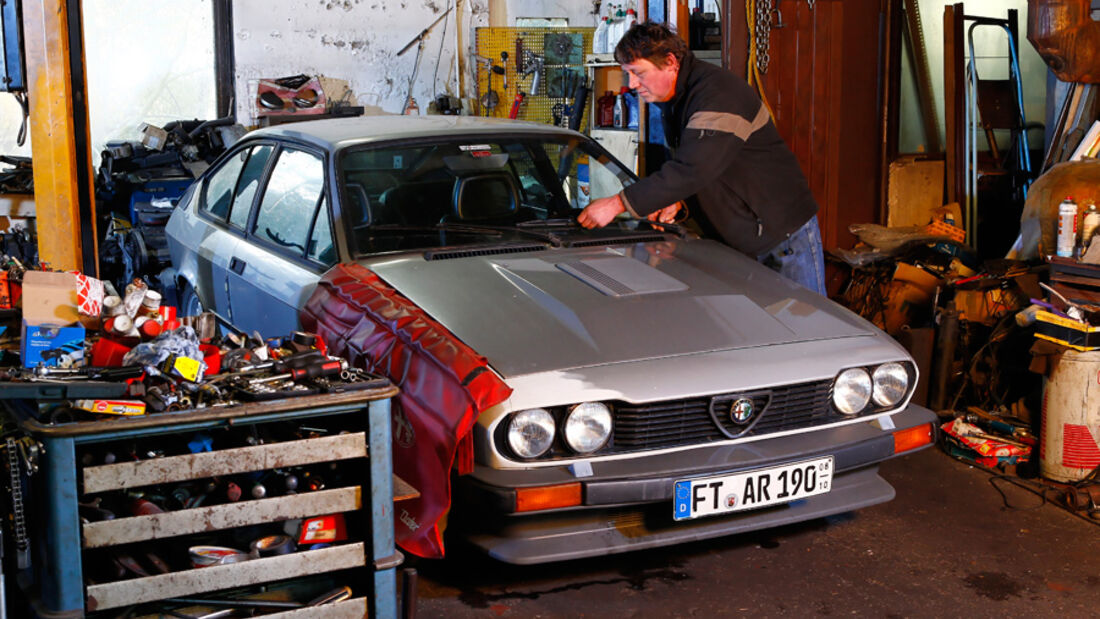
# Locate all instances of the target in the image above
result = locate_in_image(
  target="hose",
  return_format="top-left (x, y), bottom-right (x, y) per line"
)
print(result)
top-left (745, 0), bottom-right (775, 121)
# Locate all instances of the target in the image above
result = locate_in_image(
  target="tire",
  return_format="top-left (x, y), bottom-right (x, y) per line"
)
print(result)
top-left (179, 281), bottom-right (204, 318)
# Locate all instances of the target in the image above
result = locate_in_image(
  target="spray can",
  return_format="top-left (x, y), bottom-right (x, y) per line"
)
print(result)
top-left (1082, 202), bottom-right (1100, 251)
top-left (1057, 196), bottom-right (1078, 258)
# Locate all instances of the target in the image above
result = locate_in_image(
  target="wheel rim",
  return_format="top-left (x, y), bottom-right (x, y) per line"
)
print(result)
top-left (182, 286), bottom-right (203, 317)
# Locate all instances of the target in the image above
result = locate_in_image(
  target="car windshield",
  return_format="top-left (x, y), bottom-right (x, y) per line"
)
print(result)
top-left (338, 134), bottom-right (635, 256)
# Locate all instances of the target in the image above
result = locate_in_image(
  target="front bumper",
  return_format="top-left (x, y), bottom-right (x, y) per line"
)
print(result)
top-left (452, 404), bottom-right (937, 564)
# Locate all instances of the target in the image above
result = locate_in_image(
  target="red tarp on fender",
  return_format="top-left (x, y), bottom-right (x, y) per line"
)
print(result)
top-left (300, 263), bottom-right (512, 558)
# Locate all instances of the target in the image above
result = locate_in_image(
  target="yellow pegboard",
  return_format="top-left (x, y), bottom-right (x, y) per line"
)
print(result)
top-left (475, 27), bottom-right (595, 129)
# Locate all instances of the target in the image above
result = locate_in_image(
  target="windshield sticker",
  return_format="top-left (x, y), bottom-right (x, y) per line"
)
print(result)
top-left (392, 155), bottom-right (403, 169)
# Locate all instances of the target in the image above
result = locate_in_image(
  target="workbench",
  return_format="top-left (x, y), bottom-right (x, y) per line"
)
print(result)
top-left (2, 384), bottom-right (405, 617)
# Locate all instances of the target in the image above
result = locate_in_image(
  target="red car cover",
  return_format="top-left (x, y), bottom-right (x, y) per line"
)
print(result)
top-left (300, 263), bottom-right (512, 558)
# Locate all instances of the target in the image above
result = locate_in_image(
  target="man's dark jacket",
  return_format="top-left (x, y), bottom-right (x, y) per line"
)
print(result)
top-left (620, 51), bottom-right (818, 257)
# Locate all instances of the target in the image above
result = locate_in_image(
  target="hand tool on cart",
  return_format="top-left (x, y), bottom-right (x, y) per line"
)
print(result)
top-left (500, 51), bottom-right (509, 90)
top-left (249, 357), bottom-right (348, 386)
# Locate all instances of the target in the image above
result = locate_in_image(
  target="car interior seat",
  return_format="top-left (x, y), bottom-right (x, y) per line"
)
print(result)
top-left (450, 172), bottom-right (519, 222)
top-left (346, 183), bottom-right (372, 232)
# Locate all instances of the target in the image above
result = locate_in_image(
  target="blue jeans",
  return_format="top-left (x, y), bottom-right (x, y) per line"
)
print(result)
top-left (758, 215), bottom-right (826, 295)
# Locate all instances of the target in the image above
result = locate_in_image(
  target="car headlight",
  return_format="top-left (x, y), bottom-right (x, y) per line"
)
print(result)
top-left (563, 402), bottom-right (612, 454)
top-left (507, 409), bottom-right (556, 458)
top-left (872, 363), bottom-right (909, 407)
top-left (833, 368), bottom-right (872, 415)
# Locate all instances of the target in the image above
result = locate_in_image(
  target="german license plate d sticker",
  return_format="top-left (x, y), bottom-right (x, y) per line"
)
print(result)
top-left (673, 456), bottom-right (833, 520)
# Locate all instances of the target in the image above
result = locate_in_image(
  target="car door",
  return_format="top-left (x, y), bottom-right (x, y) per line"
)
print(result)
top-left (227, 145), bottom-right (336, 336)
top-left (187, 143), bottom-right (275, 318)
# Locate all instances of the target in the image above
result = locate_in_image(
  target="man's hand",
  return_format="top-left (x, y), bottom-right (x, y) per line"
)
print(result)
top-left (647, 202), bottom-right (683, 224)
top-left (578, 195), bottom-right (626, 229)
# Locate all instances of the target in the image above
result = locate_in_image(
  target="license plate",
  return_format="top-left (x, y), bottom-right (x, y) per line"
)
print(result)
top-left (673, 456), bottom-right (833, 520)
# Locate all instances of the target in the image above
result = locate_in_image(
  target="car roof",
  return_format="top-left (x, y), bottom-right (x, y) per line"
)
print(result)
top-left (246, 115), bottom-right (585, 151)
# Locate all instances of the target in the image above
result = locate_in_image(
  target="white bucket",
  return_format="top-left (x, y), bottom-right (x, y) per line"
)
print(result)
top-left (1041, 349), bottom-right (1100, 482)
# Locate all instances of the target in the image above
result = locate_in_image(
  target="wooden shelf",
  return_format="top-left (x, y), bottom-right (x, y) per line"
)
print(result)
top-left (83, 487), bottom-right (362, 548)
top-left (85, 543), bottom-right (366, 611)
top-left (82, 432), bottom-right (367, 493)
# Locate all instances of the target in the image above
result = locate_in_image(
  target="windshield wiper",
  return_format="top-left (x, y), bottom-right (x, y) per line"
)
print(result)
top-left (516, 218), bottom-right (580, 229)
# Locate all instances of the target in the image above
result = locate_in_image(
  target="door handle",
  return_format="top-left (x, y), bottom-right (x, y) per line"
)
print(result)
top-left (229, 257), bottom-right (246, 275)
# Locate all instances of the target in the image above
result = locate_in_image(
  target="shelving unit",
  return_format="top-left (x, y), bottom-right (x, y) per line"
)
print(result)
top-left (5, 386), bottom-right (404, 618)
top-left (585, 54), bottom-right (640, 174)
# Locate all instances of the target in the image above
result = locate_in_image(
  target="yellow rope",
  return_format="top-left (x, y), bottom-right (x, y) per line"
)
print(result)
top-left (745, 0), bottom-right (775, 121)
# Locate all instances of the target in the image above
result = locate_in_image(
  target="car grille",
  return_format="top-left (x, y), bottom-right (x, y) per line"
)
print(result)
top-left (611, 379), bottom-right (836, 451)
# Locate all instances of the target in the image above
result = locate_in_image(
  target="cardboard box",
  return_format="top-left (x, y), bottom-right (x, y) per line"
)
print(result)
top-left (22, 324), bottom-right (85, 367)
top-left (21, 271), bottom-right (86, 367)
top-left (22, 271), bottom-right (82, 325)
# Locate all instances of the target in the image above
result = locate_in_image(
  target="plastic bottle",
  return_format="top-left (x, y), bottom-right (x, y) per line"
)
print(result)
top-left (1057, 196), bottom-right (1078, 258)
top-left (608, 6), bottom-right (623, 52)
top-left (594, 17), bottom-right (610, 55)
top-left (625, 89), bottom-right (638, 128)
top-left (624, 8), bottom-right (638, 34)
top-left (598, 91), bottom-right (616, 127)
top-left (1083, 202), bottom-right (1100, 250)
top-left (613, 88), bottom-right (627, 128)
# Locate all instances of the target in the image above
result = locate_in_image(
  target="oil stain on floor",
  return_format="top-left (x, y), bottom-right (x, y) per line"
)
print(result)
top-left (963, 572), bottom-right (1025, 601)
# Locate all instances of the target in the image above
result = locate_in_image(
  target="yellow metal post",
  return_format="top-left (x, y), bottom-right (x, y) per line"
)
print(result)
top-left (22, 0), bottom-right (98, 274)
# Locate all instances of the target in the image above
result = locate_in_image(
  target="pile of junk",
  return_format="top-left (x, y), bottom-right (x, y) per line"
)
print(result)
top-left (96, 117), bottom-right (246, 298)
top-left (829, 157), bottom-right (1100, 523)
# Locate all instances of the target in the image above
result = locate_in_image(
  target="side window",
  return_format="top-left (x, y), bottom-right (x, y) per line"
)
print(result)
top-left (200, 148), bottom-right (248, 219)
top-left (228, 145), bottom-right (274, 230)
top-left (252, 149), bottom-right (324, 255)
top-left (306, 196), bottom-right (336, 266)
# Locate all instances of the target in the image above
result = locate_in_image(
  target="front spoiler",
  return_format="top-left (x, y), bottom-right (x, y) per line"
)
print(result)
top-left (452, 404), bottom-right (937, 564)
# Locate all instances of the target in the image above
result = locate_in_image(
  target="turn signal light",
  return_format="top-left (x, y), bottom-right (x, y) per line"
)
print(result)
top-left (515, 483), bottom-right (582, 513)
top-left (893, 423), bottom-right (933, 454)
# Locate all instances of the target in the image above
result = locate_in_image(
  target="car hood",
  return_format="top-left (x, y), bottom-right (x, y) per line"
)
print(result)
top-left (364, 238), bottom-right (875, 378)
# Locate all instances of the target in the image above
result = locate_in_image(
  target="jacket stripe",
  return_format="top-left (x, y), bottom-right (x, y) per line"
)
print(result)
top-left (685, 104), bottom-right (769, 141)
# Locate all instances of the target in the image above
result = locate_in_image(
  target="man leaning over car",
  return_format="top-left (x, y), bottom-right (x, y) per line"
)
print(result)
top-left (578, 22), bottom-right (826, 295)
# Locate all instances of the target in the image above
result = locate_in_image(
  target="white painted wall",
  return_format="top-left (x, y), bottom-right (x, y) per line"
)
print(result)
top-left (505, 0), bottom-right (596, 27)
top-left (232, 0), bottom-right (606, 122)
top-left (233, 0), bottom-right (490, 121)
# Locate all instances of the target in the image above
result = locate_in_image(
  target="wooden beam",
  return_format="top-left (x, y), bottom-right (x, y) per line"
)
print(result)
top-left (21, 0), bottom-right (98, 273)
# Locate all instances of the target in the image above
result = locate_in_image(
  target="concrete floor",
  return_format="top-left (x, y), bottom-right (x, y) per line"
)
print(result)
top-left (412, 447), bottom-right (1100, 617)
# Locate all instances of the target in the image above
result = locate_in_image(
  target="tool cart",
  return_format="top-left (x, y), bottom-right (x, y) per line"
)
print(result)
top-left (1, 383), bottom-right (406, 618)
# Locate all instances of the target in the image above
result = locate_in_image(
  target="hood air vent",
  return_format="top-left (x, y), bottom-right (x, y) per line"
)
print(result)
top-left (557, 256), bottom-right (689, 297)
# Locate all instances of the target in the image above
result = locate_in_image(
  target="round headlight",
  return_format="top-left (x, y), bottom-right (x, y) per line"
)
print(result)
top-left (507, 409), bottom-right (556, 458)
top-left (833, 368), bottom-right (872, 415)
top-left (872, 363), bottom-right (909, 407)
top-left (563, 402), bottom-right (613, 454)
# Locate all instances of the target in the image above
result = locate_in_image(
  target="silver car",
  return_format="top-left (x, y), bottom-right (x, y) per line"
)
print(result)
top-left (166, 116), bottom-right (936, 564)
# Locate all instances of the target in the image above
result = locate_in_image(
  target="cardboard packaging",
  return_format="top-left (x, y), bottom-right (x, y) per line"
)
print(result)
top-left (21, 271), bottom-right (86, 368)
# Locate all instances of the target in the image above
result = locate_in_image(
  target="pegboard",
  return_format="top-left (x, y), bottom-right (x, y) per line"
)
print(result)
top-left (475, 27), bottom-right (594, 130)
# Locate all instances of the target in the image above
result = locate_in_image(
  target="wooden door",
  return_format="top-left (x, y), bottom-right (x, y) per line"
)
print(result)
top-left (725, 0), bottom-right (887, 250)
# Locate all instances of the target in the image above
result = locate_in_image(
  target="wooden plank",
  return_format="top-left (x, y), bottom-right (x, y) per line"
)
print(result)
top-left (85, 543), bottom-right (366, 611)
top-left (83, 487), bottom-right (362, 548)
top-left (887, 156), bottom-right (946, 227)
top-left (83, 433), bottom-right (366, 494)
top-left (267, 598), bottom-right (369, 618)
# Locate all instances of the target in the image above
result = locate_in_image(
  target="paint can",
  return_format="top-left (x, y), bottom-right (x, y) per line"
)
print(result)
top-left (1056, 196), bottom-right (1078, 258)
top-left (1041, 349), bottom-right (1100, 482)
